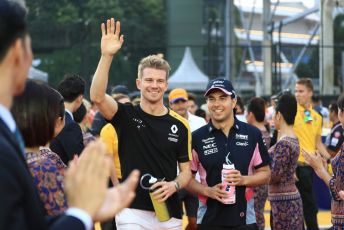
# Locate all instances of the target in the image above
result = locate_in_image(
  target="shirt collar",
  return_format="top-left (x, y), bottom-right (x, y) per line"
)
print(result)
top-left (65, 109), bottom-right (74, 120)
top-left (297, 103), bottom-right (313, 112)
top-left (0, 104), bottom-right (16, 132)
top-left (207, 118), bottom-right (240, 133)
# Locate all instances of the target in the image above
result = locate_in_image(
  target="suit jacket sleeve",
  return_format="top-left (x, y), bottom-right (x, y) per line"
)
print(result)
top-left (50, 122), bottom-right (84, 163)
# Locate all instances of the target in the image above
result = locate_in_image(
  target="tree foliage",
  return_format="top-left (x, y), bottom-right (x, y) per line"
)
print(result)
top-left (27, 0), bottom-right (166, 93)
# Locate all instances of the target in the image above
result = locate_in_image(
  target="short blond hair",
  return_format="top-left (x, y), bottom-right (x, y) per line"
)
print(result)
top-left (296, 78), bottom-right (313, 92)
top-left (137, 54), bottom-right (171, 79)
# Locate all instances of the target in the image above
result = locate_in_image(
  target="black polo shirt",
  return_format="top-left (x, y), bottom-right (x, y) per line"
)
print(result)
top-left (325, 122), bottom-right (344, 153)
top-left (191, 119), bottom-right (270, 227)
top-left (110, 103), bottom-right (191, 219)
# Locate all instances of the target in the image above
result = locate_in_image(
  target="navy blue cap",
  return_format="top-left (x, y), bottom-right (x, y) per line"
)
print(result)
top-left (111, 85), bottom-right (130, 95)
top-left (204, 78), bottom-right (236, 98)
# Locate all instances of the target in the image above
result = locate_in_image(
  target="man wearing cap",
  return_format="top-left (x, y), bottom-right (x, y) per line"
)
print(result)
top-left (187, 78), bottom-right (270, 229)
top-left (169, 88), bottom-right (206, 230)
top-left (169, 88), bottom-right (206, 132)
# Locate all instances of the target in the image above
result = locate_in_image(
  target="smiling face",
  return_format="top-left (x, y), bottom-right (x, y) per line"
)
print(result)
top-left (170, 99), bottom-right (188, 118)
top-left (136, 67), bottom-right (168, 104)
top-left (206, 89), bottom-right (236, 123)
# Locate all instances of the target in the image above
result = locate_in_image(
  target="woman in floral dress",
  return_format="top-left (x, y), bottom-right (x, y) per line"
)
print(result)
top-left (303, 94), bottom-right (344, 229)
top-left (268, 92), bottom-right (303, 230)
top-left (11, 80), bottom-right (68, 215)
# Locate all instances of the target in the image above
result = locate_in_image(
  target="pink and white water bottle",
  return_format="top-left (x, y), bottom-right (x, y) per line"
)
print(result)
top-left (221, 154), bottom-right (236, 204)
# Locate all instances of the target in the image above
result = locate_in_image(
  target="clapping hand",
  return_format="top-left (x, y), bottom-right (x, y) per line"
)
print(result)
top-left (64, 140), bottom-right (111, 219)
top-left (94, 170), bottom-right (139, 222)
top-left (64, 139), bottom-right (139, 222)
top-left (302, 150), bottom-right (326, 172)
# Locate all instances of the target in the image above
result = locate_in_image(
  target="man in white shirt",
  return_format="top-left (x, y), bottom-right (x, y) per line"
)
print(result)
top-left (169, 88), bottom-right (207, 132)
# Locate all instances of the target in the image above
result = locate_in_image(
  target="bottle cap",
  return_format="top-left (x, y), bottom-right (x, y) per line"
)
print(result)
top-left (149, 177), bottom-right (158, 184)
top-left (223, 164), bottom-right (235, 170)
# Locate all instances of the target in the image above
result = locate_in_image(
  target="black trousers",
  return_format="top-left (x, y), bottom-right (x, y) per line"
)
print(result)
top-left (295, 165), bottom-right (319, 230)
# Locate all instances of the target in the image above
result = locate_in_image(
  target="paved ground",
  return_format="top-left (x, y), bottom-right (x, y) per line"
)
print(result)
top-left (182, 201), bottom-right (332, 229)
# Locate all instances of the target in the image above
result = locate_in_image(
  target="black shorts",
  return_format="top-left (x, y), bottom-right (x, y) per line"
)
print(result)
top-left (178, 188), bottom-right (198, 218)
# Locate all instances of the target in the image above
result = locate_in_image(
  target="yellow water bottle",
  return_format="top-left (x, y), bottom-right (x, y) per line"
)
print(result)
top-left (140, 174), bottom-right (171, 222)
top-left (148, 177), bottom-right (171, 222)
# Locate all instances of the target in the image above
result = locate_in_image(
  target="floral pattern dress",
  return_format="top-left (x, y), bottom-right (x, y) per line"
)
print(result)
top-left (268, 136), bottom-right (303, 230)
top-left (26, 148), bottom-right (67, 215)
top-left (329, 144), bottom-right (344, 229)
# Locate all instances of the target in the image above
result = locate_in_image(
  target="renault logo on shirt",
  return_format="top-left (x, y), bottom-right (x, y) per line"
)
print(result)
top-left (171, 125), bottom-right (178, 134)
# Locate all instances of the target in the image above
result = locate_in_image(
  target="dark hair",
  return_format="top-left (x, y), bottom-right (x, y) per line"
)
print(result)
top-left (188, 92), bottom-right (197, 102)
top-left (57, 73), bottom-right (85, 102)
top-left (275, 92), bottom-right (297, 125)
top-left (312, 95), bottom-right (321, 103)
top-left (329, 101), bottom-right (338, 114)
top-left (247, 97), bottom-right (266, 122)
top-left (234, 96), bottom-right (244, 115)
top-left (12, 80), bottom-right (65, 147)
top-left (296, 78), bottom-right (313, 92)
top-left (337, 94), bottom-right (344, 111)
top-left (73, 102), bottom-right (86, 123)
top-left (0, 0), bottom-right (27, 61)
top-left (195, 108), bottom-right (206, 120)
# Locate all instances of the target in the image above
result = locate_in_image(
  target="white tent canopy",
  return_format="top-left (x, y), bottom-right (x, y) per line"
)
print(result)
top-left (168, 47), bottom-right (209, 91)
top-left (29, 67), bottom-right (48, 82)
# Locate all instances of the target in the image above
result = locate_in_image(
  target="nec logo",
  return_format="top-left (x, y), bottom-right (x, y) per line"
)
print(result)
top-left (203, 143), bottom-right (217, 150)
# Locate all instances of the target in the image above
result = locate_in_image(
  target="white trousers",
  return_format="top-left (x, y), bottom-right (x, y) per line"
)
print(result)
top-left (116, 208), bottom-right (182, 230)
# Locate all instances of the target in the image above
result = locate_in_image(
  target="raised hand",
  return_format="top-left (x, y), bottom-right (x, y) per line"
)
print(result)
top-left (101, 18), bottom-right (124, 57)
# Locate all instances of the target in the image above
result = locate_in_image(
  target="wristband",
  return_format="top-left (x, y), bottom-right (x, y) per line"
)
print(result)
top-left (174, 180), bottom-right (181, 191)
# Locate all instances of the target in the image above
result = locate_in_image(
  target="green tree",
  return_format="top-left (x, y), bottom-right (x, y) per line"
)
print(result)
top-left (27, 0), bottom-right (166, 93)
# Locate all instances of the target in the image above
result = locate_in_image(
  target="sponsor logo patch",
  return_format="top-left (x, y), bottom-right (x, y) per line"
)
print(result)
top-left (235, 134), bottom-right (248, 140)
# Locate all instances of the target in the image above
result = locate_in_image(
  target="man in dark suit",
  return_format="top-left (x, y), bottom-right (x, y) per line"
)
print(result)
top-left (50, 74), bottom-right (86, 164)
top-left (0, 1), bottom-right (139, 229)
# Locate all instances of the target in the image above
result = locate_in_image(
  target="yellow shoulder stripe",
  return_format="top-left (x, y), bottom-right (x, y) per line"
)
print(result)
top-left (169, 110), bottom-right (192, 160)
